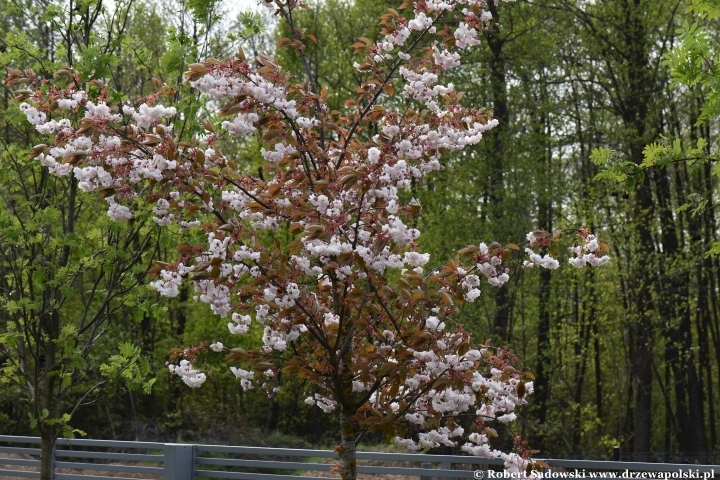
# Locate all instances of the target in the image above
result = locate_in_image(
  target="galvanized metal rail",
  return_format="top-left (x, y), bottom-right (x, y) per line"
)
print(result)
top-left (1, 435), bottom-right (717, 480)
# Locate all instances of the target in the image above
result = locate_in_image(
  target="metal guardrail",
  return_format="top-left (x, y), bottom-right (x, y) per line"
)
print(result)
top-left (1, 435), bottom-right (718, 480)
top-left (0, 435), bottom-right (165, 479)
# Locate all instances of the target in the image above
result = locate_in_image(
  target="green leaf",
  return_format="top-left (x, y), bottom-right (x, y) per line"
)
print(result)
top-left (706, 241), bottom-right (720, 257)
top-left (143, 377), bottom-right (157, 395)
top-left (590, 147), bottom-right (614, 165)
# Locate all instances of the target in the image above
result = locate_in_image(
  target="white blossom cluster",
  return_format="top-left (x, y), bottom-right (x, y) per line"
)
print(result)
top-left (304, 393), bottom-right (337, 413)
top-left (523, 247), bottom-right (560, 270)
top-left (522, 231), bottom-right (560, 269)
top-left (150, 270), bottom-right (182, 297)
top-left (359, 323), bottom-right (531, 469)
top-left (168, 360), bottom-right (206, 388)
top-left (230, 366), bottom-right (255, 390)
top-left (191, 71), bottom-right (299, 128)
top-left (477, 242), bottom-right (511, 287)
top-left (568, 234), bottom-right (611, 268)
top-left (19, 92), bottom-right (179, 222)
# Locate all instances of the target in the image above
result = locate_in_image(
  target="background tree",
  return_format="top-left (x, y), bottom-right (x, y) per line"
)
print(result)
top-left (0, 0), bottom-right (230, 476)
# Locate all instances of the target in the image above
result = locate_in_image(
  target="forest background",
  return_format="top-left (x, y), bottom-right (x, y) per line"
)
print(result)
top-left (1, 0), bottom-right (719, 464)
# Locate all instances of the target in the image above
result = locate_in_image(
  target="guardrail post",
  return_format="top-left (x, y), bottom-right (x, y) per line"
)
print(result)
top-left (442, 446), bottom-right (455, 480)
top-left (613, 446), bottom-right (621, 461)
top-left (164, 443), bottom-right (196, 480)
top-left (420, 461), bottom-right (433, 480)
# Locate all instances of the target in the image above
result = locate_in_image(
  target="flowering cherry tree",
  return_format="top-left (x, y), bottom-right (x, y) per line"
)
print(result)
top-left (10, 0), bottom-right (610, 478)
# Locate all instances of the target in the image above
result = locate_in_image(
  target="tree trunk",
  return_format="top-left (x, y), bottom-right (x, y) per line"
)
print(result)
top-left (485, 1), bottom-right (512, 342)
top-left (686, 200), bottom-right (708, 456)
top-left (535, 274), bottom-right (551, 425)
top-left (534, 75), bottom-right (553, 428)
top-left (702, 163), bottom-right (719, 451)
top-left (39, 433), bottom-right (55, 480)
top-left (631, 182), bottom-right (655, 460)
top-left (622, 0), bottom-right (656, 456)
top-left (338, 411), bottom-right (357, 480)
top-left (535, 209), bottom-right (552, 428)
top-left (654, 166), bottom-right (698, 455)
top-left (38, 308), bottom-right (60, 479)
top-left (593, 318), bottom-right (603, 419)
